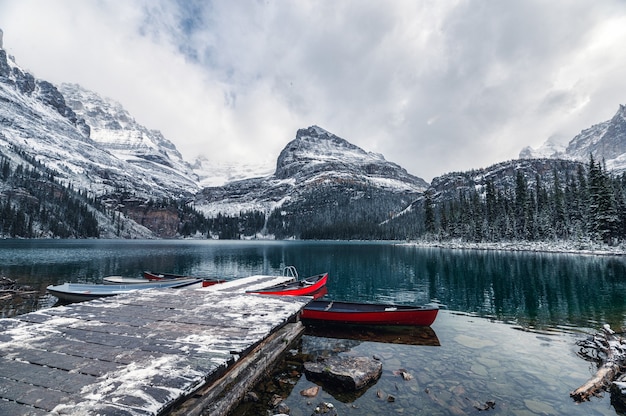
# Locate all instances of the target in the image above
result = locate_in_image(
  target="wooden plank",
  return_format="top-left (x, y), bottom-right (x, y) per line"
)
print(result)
top-left (171, 322), bottom-right (306, 416)
top-left (0, 399), bottom-right (49, 416)
top-left (0, 357), bottom-right (96, 393)
top-left (0, 376), bottom-right (81, 412)
top-left (197, 274), bottom-right (295, 294)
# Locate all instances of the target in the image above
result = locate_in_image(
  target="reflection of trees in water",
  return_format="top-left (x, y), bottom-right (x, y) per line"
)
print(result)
top-left (407, 248), bottom-right (626, 329)
top-left (288, 243), bottom-right (626, 330)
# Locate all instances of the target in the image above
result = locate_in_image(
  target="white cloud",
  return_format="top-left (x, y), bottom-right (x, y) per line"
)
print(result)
top-left (1, 0), bottom-right (626, 182)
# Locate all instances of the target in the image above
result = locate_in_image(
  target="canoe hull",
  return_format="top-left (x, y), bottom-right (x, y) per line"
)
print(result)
top-left (47, 278), bottom-right (202, 303)
top-left (144, 271), bottom-right (225, 286)
top-left (103, 276), bottom-right (153, 285)
top-left (301, 300), bottom-right (439, 326)
top-left (247, 273), bottom-right (328, 297)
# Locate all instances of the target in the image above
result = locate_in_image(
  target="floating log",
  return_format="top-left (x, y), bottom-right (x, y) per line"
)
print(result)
top-left (571, 324), bottom-right (626, 402)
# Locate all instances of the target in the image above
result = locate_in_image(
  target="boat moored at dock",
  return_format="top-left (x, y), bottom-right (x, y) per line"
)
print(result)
top-left (47, 277), bottom-right (203, 303)
top-left (301, 300), bottom-right (439, 326)
top-left (246, 272), bottom-right (328, 298)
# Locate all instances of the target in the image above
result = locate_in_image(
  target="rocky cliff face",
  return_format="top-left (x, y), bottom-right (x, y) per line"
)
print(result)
top-left (520, 105), bottom-right (626, 172)
top-left (0, 49), bottom-right (90, 137)
top-left (59, 83), bottom-right (199, 194)
top-left (0, 48), bottom-right (198, 201)
top-left (0, 40), bottom-right (209, 238)
top-left (275, 126), bottom-right (429, 190)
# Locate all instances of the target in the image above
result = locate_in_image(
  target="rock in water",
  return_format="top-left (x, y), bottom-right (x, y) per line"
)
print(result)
top-left (304, 356), bottom-right (382, 390)
top-left (312, 402), bottom-right (338, 415)
top-left (300, 386), bottom-right (320, 397)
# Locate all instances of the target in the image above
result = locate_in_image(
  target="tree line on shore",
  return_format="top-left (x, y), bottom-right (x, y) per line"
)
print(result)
top-left (418, 156), bottom-right (626, 245)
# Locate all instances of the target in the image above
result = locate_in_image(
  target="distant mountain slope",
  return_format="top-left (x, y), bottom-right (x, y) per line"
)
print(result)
top-left (195, 126), bottom-right (428, 238)
top-left (191, 156), bottom-right (274, 188)
top-left (384, 158), bottom-right (586, 239)
top-left (429, 158), bottom-right (583, 201)
top-left (520, 105), bottom-right (626, 172)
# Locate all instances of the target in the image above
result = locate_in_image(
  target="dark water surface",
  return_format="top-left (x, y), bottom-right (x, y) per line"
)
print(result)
top-left (1, 239), bottom-right (625, 414)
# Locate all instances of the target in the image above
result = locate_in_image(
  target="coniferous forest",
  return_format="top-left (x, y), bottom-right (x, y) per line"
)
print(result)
top-left (0, 149), bottom-right (209, 239)
top-left (406, 156), bottom-right (626, 245)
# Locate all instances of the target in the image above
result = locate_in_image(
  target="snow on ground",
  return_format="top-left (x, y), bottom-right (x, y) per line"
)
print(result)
top-left (404, 239), bottom-right (626, 256)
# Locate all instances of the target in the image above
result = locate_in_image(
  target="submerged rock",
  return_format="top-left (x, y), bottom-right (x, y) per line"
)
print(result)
top-left (300, 386), bottom-right (320, 397)
top-left (312, 402), bottom-right (338, 415)
top-left (274, 402), bottom-right (290, 414)
top-left (304, 356), bottom-right (382, 390)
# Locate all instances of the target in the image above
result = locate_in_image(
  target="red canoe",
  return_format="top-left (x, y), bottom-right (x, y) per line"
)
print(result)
top-left (301, 300), bottom-right (439, 326)
top-left (247, 273), bottom-right (328, 298)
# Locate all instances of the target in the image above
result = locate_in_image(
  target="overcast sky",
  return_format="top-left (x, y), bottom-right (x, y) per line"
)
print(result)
top-left (1, 1), bottom-right (626, 182)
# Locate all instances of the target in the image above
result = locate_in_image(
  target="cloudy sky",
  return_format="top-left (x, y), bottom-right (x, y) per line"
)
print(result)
top-left (1, 1), bottom-right (626, 182)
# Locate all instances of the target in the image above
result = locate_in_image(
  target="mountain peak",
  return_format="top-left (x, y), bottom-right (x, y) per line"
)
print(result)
top-left (296, 125), bottom-right (332, 138)
top-left (273, 126), bottom-right (428, 192)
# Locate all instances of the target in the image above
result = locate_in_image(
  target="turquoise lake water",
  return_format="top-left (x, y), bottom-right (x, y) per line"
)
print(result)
top-left (1, 239), bottom-right (625, 414)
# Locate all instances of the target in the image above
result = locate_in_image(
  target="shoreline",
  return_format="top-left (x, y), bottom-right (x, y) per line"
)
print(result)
top-left (402, 239), bottom-right (626, 256)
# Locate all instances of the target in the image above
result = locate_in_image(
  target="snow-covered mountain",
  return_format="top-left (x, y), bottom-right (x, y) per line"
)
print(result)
top-left (520, 105), bottom-right (626, 171)
top-left (59, 83), bottom-right (198, 191)
top-left (274, 126), bottom-right (428, 190)
top-left (191, 156), bottom-right (274, 188)
top-left (0, 47), bottom-right (198, 201)
top-left (1, 28), bottom-right (431, 239)
top-left (194, 126), bottom-right (428, 238)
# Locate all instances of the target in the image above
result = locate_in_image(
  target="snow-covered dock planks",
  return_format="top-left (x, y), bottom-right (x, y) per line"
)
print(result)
top-left (0, 275), bottom-right (310, 415)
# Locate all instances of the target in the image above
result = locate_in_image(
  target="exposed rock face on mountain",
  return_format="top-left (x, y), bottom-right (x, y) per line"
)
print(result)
top-left (275, 126), bottom-right (428, 188)
top-left (59, 83), bottom-right (199, 194)
top-left (0, 48), bottom-right (197, 202)
top-left (0, 42), bottom-right (208, 238)
top-left (520, 105), bottom-right (626, 172)
top-left (195, 126), bottom-right (428, 238)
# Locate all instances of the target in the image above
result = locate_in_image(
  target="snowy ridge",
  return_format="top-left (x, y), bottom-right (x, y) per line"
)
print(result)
top-left (520, 105), bottom-right (626, 172)
top-left (275, 126), bottom-right (428, 191)
top-left (59, 83), bottom-right (199, 194)
top-left (0, 47), bottom-right (199, 200)
top-left (191, 156), bottom-right (274, 187)
top-left (519, 136), bottom-right (567, 159)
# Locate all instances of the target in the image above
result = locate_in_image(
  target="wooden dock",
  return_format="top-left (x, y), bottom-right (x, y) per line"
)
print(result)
top-left (0, 275), bottom-right (311, 415)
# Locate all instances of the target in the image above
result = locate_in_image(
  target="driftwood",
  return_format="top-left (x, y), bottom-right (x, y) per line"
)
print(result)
top-left (571, 324), bottom-right (626, 402)
top-left (0, 276), bottom-right (37, 301)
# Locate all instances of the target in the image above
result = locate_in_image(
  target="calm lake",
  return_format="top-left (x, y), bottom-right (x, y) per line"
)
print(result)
top-left (1, 239), bottom-right (625, 415)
